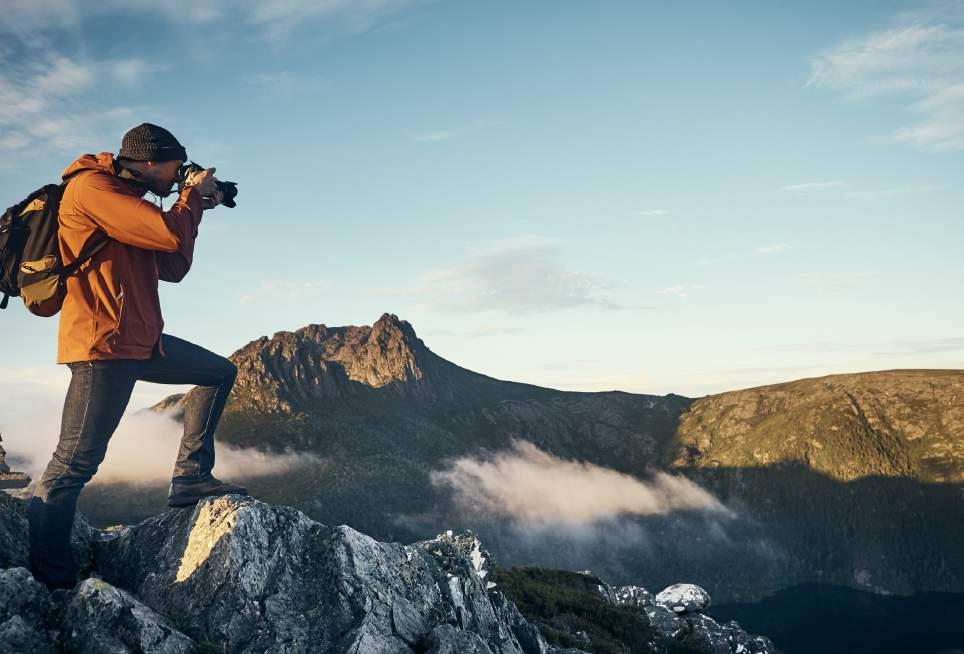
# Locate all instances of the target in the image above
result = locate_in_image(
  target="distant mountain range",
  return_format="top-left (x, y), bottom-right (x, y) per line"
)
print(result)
top-left (72, 313), bottom-right (963, 603)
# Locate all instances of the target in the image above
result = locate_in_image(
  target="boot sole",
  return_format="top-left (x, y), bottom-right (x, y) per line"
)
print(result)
top-left (167, 490), bottom-right (249, 508)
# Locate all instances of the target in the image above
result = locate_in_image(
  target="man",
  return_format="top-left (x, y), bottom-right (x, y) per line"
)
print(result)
top-left (28, 123), bottom-right (248, 592)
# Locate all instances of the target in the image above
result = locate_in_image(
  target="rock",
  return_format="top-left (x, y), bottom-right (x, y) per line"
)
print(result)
top-left (655, 582), bottom-right (712, 614)
top-left (678, 613), bottom-right (732, 654)
top-left (0, 490), bottom-right (780, 654)
top-left (614, 584), bottom-right (655, 609)
top-left (423, 623), bottom-right (494, 653)
top-left (431, 528), bottom-right (498, 587)
top-left (0, 493), bottom-right (29, 570)
top-left (0, 492), bottom-right (97, 576)
top-left (0, 567), bottom-right (58, 654)
top-left (93, 494), bottom-right (549, 654)
top-left (645, 603), bottom-right (687, 640)
top-left (62, 577), bottom-right (197, 653)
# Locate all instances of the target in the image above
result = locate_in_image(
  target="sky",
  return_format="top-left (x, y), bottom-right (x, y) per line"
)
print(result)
top-left (1, 0), bottom-right (962, 439)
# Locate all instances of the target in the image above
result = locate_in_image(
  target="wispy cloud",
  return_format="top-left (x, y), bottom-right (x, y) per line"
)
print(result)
top-left (0, 0), bottom-right (427, 43)
top-left (108, 58), bottom-right (170, 84)
top-left (658, 284), bottom-right (704, 299)
top-left (755, 243), bottom-right (789, 254)
top-left (780, 180), bottom-right (846, 192)
top-left (777, 336), bottom-right (964, 358)
top-left (842, 183), bottom-right (943, 199)
top-left (794, 271), bottom-right (876, 288)
top-left (634, 209), bottom-right (670, 216)
top-left (404, 235), bottom-right (649, 315)
top-left (239, 280), bottom-right (331, 305)
top-left (0, 54), bottom-right (159, 155)
top-left (872, 336), bottom-right (964, 356)
top-left (246, 0), bottom-right (424, 41)
top-left (807, 5), bottom-right (964, 152)
top-left (238, 71), bottom-right (328, 101)
top-left (467, 325), bottom-right (526, 338)
top-left (412, 129), bottom-right (457, 142)
top-left (408, 120), bottom-right (501, 143)
top-left (696, 253), bottom-right (738, 266)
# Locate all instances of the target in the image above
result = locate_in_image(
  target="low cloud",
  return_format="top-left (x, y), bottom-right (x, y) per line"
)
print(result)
top-left (0, 373), bottom-right (322, 487)
top-left (429, 439), bottom-right (726, 526)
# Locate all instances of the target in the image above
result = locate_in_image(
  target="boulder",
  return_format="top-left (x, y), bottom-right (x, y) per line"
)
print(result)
top-left (62, 577), bottom-right (197, 653)
top-left (93, 494), bottom-right (547, 654)
top-left (0, 567), bottom-right (58, 654)
top-left (655, 582), bottom-right (712, 614)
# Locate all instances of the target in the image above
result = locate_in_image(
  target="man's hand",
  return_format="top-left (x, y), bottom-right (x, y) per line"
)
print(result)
top-left (182, 166), bottom-right (222, 208)
top-left (201, 188), bottom-right (224, 210)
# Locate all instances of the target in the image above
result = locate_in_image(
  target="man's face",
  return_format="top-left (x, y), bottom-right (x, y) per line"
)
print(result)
top-left (142, 159), bottom-right (183, 196)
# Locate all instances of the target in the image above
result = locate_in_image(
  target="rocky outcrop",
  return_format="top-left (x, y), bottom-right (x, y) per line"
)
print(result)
top-left (0, 490), bottom-right (780, 653)
top-left (614, 582), bottom-right (776, 654)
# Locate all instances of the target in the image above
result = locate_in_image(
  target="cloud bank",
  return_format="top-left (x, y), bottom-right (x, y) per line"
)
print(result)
top-left (0, 375), bottom-right (322, 488)
top-left (429, 439), bottom-right (727, 525)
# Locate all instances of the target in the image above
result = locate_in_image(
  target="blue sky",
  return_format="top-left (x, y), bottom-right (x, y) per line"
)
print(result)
top-left (1, 0), bottom-right (962, 419)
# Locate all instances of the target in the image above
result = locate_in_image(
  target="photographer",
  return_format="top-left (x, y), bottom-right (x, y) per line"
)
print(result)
top-left (28, 123), bottom-right (247, 592)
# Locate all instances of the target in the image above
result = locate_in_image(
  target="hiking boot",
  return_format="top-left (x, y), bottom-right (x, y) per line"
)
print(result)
top-left (167, 475), bottom-right (249, 508)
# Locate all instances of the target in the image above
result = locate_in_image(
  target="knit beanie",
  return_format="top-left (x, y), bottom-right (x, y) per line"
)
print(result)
top-left (118, 123), bottom-right (187, 162)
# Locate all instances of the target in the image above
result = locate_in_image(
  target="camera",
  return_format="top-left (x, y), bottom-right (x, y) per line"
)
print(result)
top-left (176, 162), bottom-right (238, 208)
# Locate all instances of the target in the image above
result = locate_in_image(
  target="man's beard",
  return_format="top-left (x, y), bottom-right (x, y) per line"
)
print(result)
top-left (147, 178), bottom-right (178, 197)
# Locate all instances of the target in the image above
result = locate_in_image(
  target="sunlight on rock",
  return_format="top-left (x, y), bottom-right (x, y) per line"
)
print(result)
top-left (176, 498), bottom-right (238, 583)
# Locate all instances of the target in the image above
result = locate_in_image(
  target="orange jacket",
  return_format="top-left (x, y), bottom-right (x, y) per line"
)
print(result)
top-left (56, 152), bottom-right (203, 364)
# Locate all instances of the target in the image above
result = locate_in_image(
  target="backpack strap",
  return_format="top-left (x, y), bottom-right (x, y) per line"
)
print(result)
top-left (58, 230), bottom-right (110, 276)
top-left (54, 169), bottom-right (113, 277)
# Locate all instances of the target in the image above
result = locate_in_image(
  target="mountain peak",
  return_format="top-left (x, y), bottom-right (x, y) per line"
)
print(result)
top-left (154, 314), bottom-right (460, 416)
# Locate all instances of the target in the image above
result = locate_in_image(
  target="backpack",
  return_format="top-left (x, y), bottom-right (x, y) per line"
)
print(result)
top-left (0, 174), bottom-right (110, 316)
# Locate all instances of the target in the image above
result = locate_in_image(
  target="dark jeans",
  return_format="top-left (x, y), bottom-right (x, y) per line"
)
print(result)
top-left (28, 332), bottom-right (238, 589)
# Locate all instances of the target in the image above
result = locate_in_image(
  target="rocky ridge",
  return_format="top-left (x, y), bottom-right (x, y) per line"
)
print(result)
top-left (671, 369), bottom-right (964, 482)
top-left (0, 491), bottom-right (776, 653)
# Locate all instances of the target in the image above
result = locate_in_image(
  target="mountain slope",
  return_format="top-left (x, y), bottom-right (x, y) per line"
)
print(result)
top-left (668, 369), bottom-right (964, 482)
top-left (120, 313), bottom-right (690, 540)
top-left (65, 314), bottom-right (964, 603)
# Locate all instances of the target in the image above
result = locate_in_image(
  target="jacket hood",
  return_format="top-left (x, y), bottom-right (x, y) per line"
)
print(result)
top-left (61, 152), bottom-right (117, 181)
